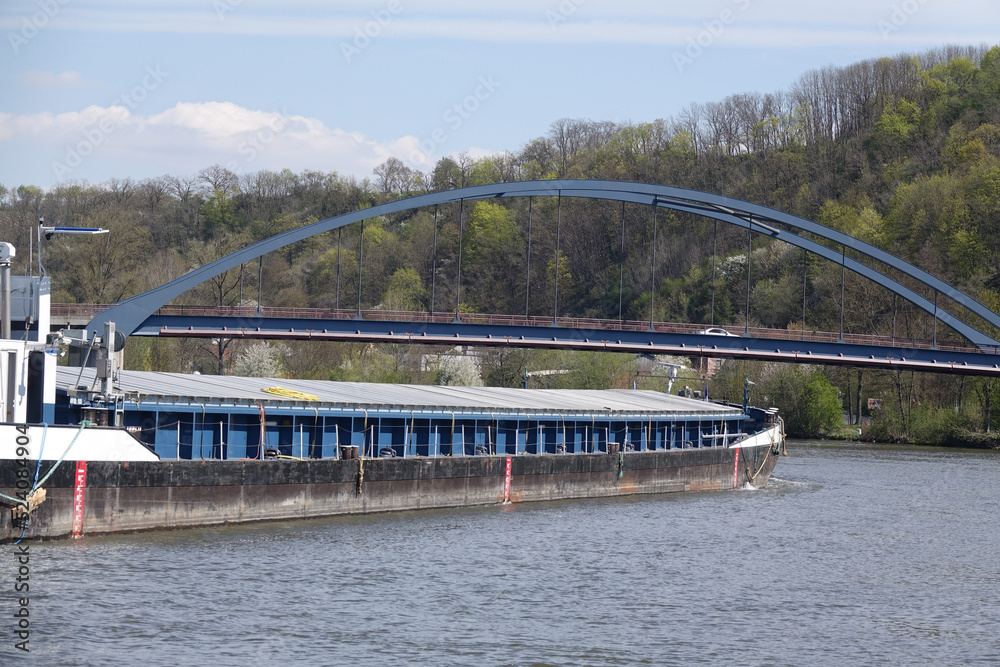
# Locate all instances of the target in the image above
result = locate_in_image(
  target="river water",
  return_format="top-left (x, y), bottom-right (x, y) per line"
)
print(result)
top-left (4, 441), bottom-right (999, 666)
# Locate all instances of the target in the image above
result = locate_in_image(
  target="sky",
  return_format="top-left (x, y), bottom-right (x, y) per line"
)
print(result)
top-left (0, 0), bottom-right (997, 189)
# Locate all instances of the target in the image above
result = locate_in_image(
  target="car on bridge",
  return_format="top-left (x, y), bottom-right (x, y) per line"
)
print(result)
top-left (695, 327), bottom-right (739, 336)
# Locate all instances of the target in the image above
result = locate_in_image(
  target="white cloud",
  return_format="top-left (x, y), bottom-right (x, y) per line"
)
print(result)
top-left (19, 70), bottom-right (101, 89)
top-left (0, 101), bottom-right (446, 183)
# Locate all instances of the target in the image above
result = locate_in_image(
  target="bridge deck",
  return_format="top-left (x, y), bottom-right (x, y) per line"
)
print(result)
top-left (45, 304), bottom-right (1000, 375)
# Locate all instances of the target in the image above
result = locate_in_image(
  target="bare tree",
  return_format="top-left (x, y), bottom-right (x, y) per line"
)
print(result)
top-left (372, 157), bottom-right (412, 195)
top-left (138, 176), bottom-right (170, 213)
top-left (106, 177), bottom-right (135, 206)
top-left (198, 164), bottom-right (239, 197)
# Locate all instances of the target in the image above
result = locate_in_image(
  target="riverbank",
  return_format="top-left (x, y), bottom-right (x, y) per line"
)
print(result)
top-left (812, 424), bottom-right (1000, 449)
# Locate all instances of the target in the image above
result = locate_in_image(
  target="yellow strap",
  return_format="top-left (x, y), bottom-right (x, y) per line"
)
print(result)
top-left (261, 387), bottom-right (320, 401)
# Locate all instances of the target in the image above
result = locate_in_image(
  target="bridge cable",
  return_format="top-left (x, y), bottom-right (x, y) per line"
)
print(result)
top-left (801, 248), bottom-right (807, 341)
top-left (430, 204), bottom-right (438, 315)
top-left (892, 292), bottom-right (899, 345)
top-left (839, 244), bottom-right (846, 343)
top-left (455, 199), bottom-right (465, 323)
top-left (618, 201), bottom-right (626, 323)
top-left (355, 218), bottom-right (364, 320)
top-left (711, 219), bottom-right (718, 327)
top-left (649, 204), bottom-right (658, 332)
top-left (256, 256), bottom-right (263, 316)
top-left (745, 217), bottom-right (752, 336)
top-left (335, 227), bottom-right (342, 311)
top-left (553, 191), bottom-right (562, 325)
top-left (933, 290), bottom-right (939, 349)
top-left (525, 197), bottom-right (532, 319)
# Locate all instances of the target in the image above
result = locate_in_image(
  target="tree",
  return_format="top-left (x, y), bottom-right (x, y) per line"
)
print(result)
top-left (381, 268), bottom-right (428, 311)
top-left (200, 188), bottom-right (237, 239)
top-left (437, 355), bottom-right (483, 386)
top-left (431, 157), bottom-right (462, 191)
top-left (229, 342), bottom-right (289, 377)
top-left (738, 363), bottom-right (842, 437)
top-left (185, 232), bottom-right (251, 308)
top-left (49, 209), bottom-right (153, 303)
top-left (329, 343), bottom-right (421, 383)
top-left (373, 157), bottom-right (413, 195)
top-left (184, 232), bottom-right (253, 374)
top-left (462, 201), bottom-right (524, 313)
top-left (198, 164), bottom-right (239, 197)
top-left (480, 348), bottom-right (534, 387)
top-left (800, 373), bottom-right (844, 435)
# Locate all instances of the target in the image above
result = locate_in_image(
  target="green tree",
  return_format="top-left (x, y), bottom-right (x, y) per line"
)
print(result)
top-left (462, 200), bottom-right (524, 312)
top-left (311, 243), bottom-right (359, 310)
top-left (381, 268), bottom-right (428, 311)
top-left (50, 209), bottom-right (154, 303)
top-left (481, 348), bottom-right (535, 387)
top-left (200, 188), bottom-right (237, 239)
top-left (800, 373), bottom-right (844, 435)
top-left (972, 46), bottom-right (1000, 112)
top-left (750, 364), bottom-right (842, 437)
top-left (867, 98), bottom-right (919, 163)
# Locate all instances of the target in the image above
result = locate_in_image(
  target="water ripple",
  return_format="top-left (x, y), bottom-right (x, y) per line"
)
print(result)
top-left (5, 441), bottom-right (999, 665)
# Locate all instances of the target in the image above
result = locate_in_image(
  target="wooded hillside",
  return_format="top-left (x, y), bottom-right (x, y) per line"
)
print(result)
top-left (2, 44), bottom-right (999, 442)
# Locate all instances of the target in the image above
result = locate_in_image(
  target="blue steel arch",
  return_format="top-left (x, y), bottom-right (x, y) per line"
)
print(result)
top-left (88, 179), bottom-right (1000, 347)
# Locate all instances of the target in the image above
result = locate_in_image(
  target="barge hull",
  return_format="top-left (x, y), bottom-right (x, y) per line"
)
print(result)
top-left (1, 442), bottom-right (779, 541)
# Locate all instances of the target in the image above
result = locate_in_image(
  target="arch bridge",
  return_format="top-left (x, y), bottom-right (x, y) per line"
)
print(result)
top-left (86, 180), bottom-right (1000, 376)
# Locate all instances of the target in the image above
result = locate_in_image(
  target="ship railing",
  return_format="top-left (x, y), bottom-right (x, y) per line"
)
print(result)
top-left (132, 418), bottom-right (741, 461)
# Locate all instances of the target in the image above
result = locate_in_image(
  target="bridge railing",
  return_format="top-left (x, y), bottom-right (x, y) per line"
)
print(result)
top-left (51, 303), bottom-right (995, 355)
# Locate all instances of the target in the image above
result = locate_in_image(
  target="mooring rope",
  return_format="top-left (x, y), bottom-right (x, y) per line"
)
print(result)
top-left (32, 421), bottom-right (91, 491)
top-left (0, 490), bottom-right (24, 505)
top-left (3, 421), bottom-right (90, 504)
top-left (0, 424), bottom-right (50, 507)
top-left (743, 424), bottom-right (780, 484)
top-left (6, 425), bottom-right (48, 543)
top-left (356, 455), bottom-right (365, 495)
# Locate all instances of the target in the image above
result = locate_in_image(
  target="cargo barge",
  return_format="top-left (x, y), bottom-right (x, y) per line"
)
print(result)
top-left (0, 376), bottom-right (783, 542)
top-left (0, 245), bottom-right (783, 542)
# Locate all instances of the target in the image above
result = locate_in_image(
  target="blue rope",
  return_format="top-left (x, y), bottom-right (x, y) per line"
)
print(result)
top-left (33, 421), bottom-right (90, 490)
top-left (14, 424), bottom-right (48, 545)
top-left (30, 424), bottom-right (48, 490)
